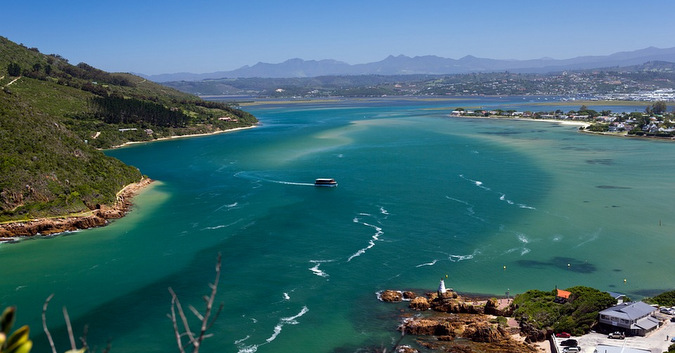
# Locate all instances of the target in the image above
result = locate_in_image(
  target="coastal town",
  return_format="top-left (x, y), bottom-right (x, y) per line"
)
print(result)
top-left (448, 100), bottom-right (675, 139)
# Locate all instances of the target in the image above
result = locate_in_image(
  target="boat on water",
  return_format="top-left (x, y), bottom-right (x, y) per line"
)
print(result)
top-left (314, 178), bottom-right (337, 187)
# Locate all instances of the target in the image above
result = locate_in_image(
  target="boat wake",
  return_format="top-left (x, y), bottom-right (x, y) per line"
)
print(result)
top-left (271, 180), bottom-right (315, 186)
top-left (233, 171), bottom-right (315, 186)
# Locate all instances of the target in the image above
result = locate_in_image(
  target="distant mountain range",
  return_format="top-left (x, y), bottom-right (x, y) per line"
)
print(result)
top-left (143, 47), bottom-right (675, 82)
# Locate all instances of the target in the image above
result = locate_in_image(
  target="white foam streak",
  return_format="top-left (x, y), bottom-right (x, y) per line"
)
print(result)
top-left (347, 222), bottom-right (383, 262)
top-left (416, 259), bottom-right (438, 267)
top-left (459, 174), bottom-right (491, 191)
top-left (214, 201), bottom-right (239, 212)
top-left (266, 306), bottom-right (309, 343)
top-left (203, 219), bottom-right (242, 231)
top-left (234, 336), bottom-right (250, 345)
top-left (237, 345), bottom-right (257, 353)
top-left (379, 206), bottom-right (389, 215)
top-left (460, 175), bottom-right (535, 210)
top-left (308, 260), bottom-right (332, 278)
top-left (517, 233), bottom-right (529, 244)
top-left (283, 293), bottom-right (290, 300)
top-left (448, 249), bottom-right (480, 262)
top-left (237, 307), bottom-right (309, 353)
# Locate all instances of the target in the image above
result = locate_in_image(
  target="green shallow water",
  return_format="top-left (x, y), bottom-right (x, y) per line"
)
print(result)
top-left (1, 98), bottom-right (674, 352)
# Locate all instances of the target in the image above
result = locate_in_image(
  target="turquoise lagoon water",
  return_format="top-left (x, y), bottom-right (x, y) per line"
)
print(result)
top-left (1, 97), bottom-right (674, 352)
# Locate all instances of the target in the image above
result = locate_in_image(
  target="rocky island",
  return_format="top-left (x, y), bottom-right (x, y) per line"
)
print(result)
top-left (379, 281), bottom-right (545, 353)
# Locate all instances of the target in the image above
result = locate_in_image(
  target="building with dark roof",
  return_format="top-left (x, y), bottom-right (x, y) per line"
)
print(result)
top-left (598, 301), bottom-right (659, 336)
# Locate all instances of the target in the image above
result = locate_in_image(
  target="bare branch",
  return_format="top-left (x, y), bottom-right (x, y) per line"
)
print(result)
top-left (188, 305), bottom-right (204, 321)
top-left (63, 306), bottom-right (77, 351)
top-left (42, 294), bottom-right (58, 353)
top-left (169, 292), bottom-right (186, 353)
top-left (169, 287), bottom-right (196, 345)
top-left (194, 253), bottom-right (222, 353)
top-left (79, 324), bottom-right (89, 352)
top-left (205, 303), bottom-right (224, 332)
top-left (168, 253), bottom-right (223, 353)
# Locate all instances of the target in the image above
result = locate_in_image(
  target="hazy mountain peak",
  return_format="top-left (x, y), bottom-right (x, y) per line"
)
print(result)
top-left (143, 47), bottom-right (675, 82)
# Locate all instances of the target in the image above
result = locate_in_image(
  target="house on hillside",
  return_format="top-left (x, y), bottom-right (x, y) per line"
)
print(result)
top-left (555, 288), bottom-right (571, 303)
top-left (598, 301), bottom-right (659, 336)
top-left (606, 292), bottom-right (627, 304)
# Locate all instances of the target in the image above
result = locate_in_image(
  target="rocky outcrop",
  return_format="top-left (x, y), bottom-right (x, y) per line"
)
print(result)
top-left (384, 288), bottom-right (539, 353)
top-left (409, 296), bottom-right (431, 311)
top-left (400, 314), bottom-right (537, 352)
top-left (463, 322), bottom-right (509, 343)
top-left (402, 291), bottom-right (417, 300)
top-left (395, 346), bottom-right (419, 353)
top-left (431, 298), bottom-right (483, 314)
top-left (380, 290), bottom-right (403, 302)
top-left (0, 178), bottom-right (153, 238)
top-left (519, 321), bottom-right (548, 343)
top-left (401, 317), bottom-right (456, 336)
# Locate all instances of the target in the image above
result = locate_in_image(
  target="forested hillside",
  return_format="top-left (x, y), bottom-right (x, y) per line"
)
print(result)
top-left (0, 36), bottom-right (257, 222)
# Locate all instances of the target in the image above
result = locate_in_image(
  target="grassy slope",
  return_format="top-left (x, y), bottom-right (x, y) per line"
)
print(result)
top-left (0, 36), bottom-right (257, 221)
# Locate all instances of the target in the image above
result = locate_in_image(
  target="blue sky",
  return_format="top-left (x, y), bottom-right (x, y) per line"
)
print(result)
top-left (3, 0), bottom-right (675, 75)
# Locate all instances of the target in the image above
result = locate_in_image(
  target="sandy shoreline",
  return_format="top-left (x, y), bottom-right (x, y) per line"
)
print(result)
top-left (109, 125), bottom-right (258, 149)
top-left (458, 114), bottom-right (591, 128)
top-left (0, 177), bottom-right (155, 239)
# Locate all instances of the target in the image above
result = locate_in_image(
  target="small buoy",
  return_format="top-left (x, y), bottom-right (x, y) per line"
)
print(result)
top-left (624, 278), bottom-right (627, 283)
top-left (503, 265), bottom-right (507, 270)
top-left (567, 263), bottom-right (571, 268)
top-left (445, 274), bottom-right (448, 278)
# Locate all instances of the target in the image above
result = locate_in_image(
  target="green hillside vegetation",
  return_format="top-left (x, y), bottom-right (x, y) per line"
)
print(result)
top-left (0, 36), bottom-right (257, 222)
top-left (511, 286), bottom-right (616, 336)
top-left (645, 290), bottom-right (675, 307)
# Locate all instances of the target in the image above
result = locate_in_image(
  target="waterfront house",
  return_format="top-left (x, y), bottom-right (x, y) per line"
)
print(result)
top-left (598, 301), bottom-right (659, 336)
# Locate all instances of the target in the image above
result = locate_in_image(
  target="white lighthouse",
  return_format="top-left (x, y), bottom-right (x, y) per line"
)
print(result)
top-left (438, 279), bottom-right (447, 295)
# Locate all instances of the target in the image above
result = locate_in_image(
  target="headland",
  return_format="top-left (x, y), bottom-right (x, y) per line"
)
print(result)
top-left (0, 177), bottom-right (154, 239)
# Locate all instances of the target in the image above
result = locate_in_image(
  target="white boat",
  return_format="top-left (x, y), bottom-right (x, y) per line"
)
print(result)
top-left (314, 178), bottom-right (337, 187)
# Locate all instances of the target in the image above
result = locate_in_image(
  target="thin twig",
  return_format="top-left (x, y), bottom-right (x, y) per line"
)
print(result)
top-left (63, 306), bottom-right (77, 351)
top-left (79, 324), bottom-right (89, 352)
top-left (42, 294), bottom-right (58, 353)
top-left (170, 287), bottom-right (196, 345)
top-left (168, 253), bottom-right (223, 353)
top-left (194, 253), bottom-right (222, 353)
top-left (168, 292), bottom-right (186, 353)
